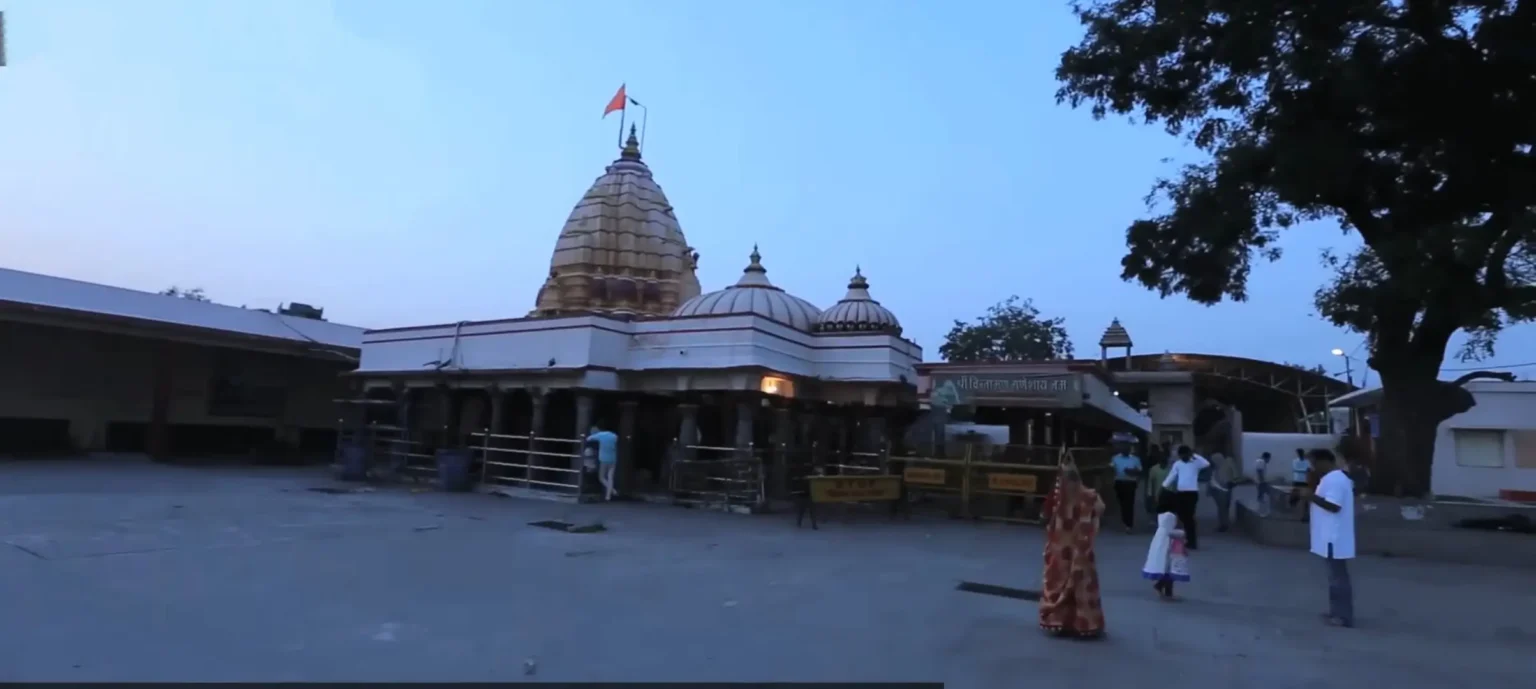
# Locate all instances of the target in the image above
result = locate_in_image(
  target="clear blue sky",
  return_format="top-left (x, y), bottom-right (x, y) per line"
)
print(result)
top-left (2, 0), bottom-right (1530, 382)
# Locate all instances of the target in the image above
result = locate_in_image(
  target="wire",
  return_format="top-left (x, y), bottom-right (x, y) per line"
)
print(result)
top-left (1440, 361), bottom-right (1536, 371)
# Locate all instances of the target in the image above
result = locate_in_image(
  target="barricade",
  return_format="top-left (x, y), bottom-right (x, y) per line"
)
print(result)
top-left (795, 473), bottom-right (908, 530)
top-left (897, 444), bottom-right (1113, 524)
top-left (670, 444), bottom-right (766, 513)
top-left (473, 430), bottom-right (586, 498)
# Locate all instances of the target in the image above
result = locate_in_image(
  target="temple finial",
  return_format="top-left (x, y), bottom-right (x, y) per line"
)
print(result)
top-left (621, 124), bottom-right (642, 160)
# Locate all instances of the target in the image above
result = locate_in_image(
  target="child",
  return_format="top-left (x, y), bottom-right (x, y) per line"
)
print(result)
top-left (1141, 508), bottom-right (1190, 599)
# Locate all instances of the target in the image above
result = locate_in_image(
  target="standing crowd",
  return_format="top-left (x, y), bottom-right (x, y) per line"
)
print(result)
top-left (1036, 440), bottom-right (1359, 640)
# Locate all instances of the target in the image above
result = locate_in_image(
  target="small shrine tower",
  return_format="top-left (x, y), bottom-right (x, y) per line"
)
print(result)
top-left (1098, 318), bottom-right (1134, 369)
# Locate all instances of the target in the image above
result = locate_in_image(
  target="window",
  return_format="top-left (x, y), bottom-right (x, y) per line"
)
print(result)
top-left (1453, 429), bottom-right (1506, 468)
top-left (1513, 431), bottom-right (1536, 469)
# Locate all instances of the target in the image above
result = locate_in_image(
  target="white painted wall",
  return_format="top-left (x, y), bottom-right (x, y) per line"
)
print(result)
top-left (1239, 432), bottom-right (1339, 483)
top-left (358, 312), bottom-right (923, 387)
top-left (1431, 382), bottom-right (1536, 499)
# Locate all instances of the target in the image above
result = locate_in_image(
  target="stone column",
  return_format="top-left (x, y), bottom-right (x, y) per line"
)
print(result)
top-left (618, 400), bottom-right (639, 495)
top-left (798, 412), bottom-right (819, 468)
top-left (772, 407), bottom-right (794, 500)
top-left (572, 392), bottom-right (595, 471)
top-left (866, 415), bottom-right (889, 460)
top-left (676, 404), bottom-right (699, 462)
top-left (147, 344), bottom-right (174, 461)
top-left (529, 389), bottom-right (548, 439)
top-left (735, 398), bottom-right (756, 459)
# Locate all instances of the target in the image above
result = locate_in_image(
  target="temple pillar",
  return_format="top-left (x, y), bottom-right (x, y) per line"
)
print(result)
top-left (866, 415), bottom-right (889, 456)
top-left (735, 398), bottom-right (756, 459)
top-left (676, 404), bottom-right (699, 462)
top-left (147, 344), bottom-right (173, 460)
top-left (798, 412), bottom-right (820, 468)
top-left (772, 407), bottom-right (794, 500)
top-left (618, 400), bottom-right (638, 494)
top-left (573, 392), bottom-right (595, 471)
top-left (487, 386), bottom-right (505, 447)
top-left (529, 389), bottom-right (548, 438)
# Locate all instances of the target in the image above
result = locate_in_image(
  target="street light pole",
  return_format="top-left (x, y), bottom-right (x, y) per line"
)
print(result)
top-left (1331, 348), bottom-right (1354, 387)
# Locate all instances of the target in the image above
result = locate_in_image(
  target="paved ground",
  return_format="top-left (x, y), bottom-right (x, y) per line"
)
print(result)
top-left (1, 459), bottom-right (1532, 687)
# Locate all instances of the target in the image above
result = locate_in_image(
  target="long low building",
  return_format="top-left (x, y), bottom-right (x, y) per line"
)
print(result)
top-left (0, 267), bottom-right (364, 458)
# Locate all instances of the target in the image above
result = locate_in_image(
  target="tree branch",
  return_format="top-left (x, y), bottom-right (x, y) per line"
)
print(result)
top-left (1451, 371), bottom-right (1517, 386)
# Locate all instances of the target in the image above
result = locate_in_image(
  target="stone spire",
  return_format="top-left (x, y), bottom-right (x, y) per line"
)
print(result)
top-left (530, 125), bottom-right (701, 318)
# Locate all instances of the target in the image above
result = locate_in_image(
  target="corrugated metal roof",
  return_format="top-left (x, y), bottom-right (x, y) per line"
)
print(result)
top-left (0, 266), bottom-right (364, 351)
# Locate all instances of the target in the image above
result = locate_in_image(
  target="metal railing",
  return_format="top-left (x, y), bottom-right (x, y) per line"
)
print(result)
top-left (670, 443), bottom-right (766, 512)
top-left (473, 430), bottom-right (586, 497)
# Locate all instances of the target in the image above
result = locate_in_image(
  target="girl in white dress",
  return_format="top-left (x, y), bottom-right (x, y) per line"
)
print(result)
top-left (1141, 510), bottom-right (1190, 599)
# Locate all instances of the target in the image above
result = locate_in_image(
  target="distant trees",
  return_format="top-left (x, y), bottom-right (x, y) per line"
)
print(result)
top-left (159, 286), bottom-right (210, 302)
top-left (940, 296), bottom-right (1074, 362)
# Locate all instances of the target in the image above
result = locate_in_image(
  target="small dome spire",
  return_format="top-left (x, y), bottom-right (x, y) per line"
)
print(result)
top-left (814, 266), bottom-right (902, 336)
top-left (1099, 318), bottom-right (1133, 348)
top-left (672, 246), bottom-right (823, 331)
top-left (736, 245), bottom-right (772, 288)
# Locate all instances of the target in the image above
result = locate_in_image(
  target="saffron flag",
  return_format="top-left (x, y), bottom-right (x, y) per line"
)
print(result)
top-left (604, 84), bottom-right (627, 117)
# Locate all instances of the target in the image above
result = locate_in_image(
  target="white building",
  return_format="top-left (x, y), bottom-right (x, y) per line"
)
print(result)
top-left (351, 127), bottom-right (922, 499)
top-left (0, 267), bottom-right (363, 458)
top-left (1329, 381), bottom-right (1536, 500)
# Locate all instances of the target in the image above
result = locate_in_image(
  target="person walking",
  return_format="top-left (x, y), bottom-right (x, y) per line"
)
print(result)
top-left (1141, 501), bottom-right (1190, 600)
top-left (1307, 449), bottom-right (1355, 628)
top-left (1208, 451), bottom-right (1236, 533)
top-left (1288, 448), bottom-right (1312, 515)
top-left (1145, 449), bottom-right (1172, 519)
top-left (584, 422), bottom-right (620, 501)
top-left (1161, 445), bottom-right (1209, 549)
top-left (1038, 455), bottom-right (1107, 639)
top-left (1254, 451), bottom-right (1271, 505)
top-left (1110, 440), bottom-right (1142, 533)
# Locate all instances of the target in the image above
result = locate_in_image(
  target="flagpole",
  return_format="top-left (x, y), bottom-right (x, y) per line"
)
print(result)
top-left (618, 103), bottom-right (627, 150)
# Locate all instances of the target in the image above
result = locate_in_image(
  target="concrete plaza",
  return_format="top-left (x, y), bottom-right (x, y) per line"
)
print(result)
top-left (0, 459), bottom-right (1531, 687)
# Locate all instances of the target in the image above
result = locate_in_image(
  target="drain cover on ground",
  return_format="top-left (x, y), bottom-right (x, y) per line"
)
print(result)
top-left (528, 520), bottom-right (606, 534)
top-left (956, 581), bottom-right (1041, 601)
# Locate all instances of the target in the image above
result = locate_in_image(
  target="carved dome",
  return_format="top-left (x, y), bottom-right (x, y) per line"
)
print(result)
top-left (814, 267), bottom-right (902, 335)
top-left (531, 125), bottom-right (702, 317)
top-left (672, 246), bottom-right (823, 331)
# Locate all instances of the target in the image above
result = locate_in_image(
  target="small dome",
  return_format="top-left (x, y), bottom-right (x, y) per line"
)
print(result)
top-left (672, 246), bottom-right (822, 331)
top-left (814, 267), bottom-right (902, 336)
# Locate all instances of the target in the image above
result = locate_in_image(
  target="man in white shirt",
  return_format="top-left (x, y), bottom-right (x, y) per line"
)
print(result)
top-left (1161, 445), bottom-right (1211, 549)
top-left (1308, 449), bottom-right (1355, 628)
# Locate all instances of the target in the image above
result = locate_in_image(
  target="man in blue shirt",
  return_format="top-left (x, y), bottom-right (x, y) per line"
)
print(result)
top-left (1109, 440), bottom-right (1142, 533)
top-left (585, 423), bottom-right (620, 501)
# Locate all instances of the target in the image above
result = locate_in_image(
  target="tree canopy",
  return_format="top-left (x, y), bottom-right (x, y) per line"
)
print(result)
top-left (940, 296), bottom-right (1075, 362)
top-left (1055, 1), bottom-right (1534, 495)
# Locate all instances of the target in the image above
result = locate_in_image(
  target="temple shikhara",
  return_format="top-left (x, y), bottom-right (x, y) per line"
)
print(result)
top-left (349, 126), bottom-right (923, 504)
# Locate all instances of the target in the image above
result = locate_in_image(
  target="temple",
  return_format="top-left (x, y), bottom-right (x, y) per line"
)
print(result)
top-left (350, 126), bottom-right (921, 504)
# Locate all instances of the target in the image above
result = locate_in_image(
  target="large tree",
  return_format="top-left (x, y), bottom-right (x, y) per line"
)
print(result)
top-left (940, 296), bottom-right (1075, 362)
top-left (1056, 1), bottom-right (1534, 496)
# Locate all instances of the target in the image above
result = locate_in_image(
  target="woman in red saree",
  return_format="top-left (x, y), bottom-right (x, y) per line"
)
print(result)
top-left (1038, 459), bottom-right (1107, 639)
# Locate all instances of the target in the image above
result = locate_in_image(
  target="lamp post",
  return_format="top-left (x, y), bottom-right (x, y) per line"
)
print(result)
top-left (1331, 348), bottom-right (1355, 387)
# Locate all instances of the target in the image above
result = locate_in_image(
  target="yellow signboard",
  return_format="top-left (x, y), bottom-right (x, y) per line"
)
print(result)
top-left (903, 467), bottom-right (947, 486)
top-left (808, 475), bottom-right (902, 504)
top-left (987, 472), bottom-right (1039, 493)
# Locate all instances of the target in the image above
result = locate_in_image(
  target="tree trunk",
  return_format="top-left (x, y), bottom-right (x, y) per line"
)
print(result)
top-left (1373, 370), bottom-right (1505, 497)
top-left (1374, 381), bottom-right (1446, 497)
